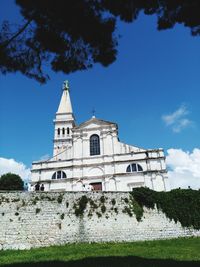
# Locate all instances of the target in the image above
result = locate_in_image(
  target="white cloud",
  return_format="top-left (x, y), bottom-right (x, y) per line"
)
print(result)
top-left (0, 158), bottom-right (31, 181)
top-left (162, 105), bottom-right (193, 133)
top-left (166, 148), bottom-right (200, 189)
top-left (172, 118), bottom-right (192, 133)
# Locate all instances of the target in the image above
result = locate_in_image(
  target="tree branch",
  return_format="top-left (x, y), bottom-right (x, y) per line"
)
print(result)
top-left (1, 20), bottom-right (32, 48)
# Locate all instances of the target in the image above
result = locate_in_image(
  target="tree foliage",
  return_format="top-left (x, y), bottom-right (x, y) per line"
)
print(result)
top-left (0, 173), bottom-right (24, 191)
top-left (1, 0), bottom-right (200, 83)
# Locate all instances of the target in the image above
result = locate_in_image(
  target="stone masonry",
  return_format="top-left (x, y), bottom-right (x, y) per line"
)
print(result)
top-left (0, 192), bottom-right (199, 250)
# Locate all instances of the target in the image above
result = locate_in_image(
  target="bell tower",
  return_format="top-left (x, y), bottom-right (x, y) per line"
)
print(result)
top-left (53, 81), bottom-right (75, 158)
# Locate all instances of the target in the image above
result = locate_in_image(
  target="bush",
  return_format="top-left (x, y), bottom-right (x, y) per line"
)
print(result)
top-left (0, 173), bottom-right (24, 191)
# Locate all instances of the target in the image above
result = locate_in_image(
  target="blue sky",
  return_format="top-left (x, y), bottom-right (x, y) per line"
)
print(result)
top-left (1, 1), bottom-right (200, 188)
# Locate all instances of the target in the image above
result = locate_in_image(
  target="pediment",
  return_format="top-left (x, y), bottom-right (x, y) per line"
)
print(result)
top-left (74, 117), bottom-right (116, 130)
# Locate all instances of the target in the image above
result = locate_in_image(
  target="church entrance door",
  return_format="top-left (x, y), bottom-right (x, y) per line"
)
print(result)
top-left (90, 182), bottom-right (102, 191)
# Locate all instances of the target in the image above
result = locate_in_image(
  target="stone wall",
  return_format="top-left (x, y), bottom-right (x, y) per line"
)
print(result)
top-left (0, 192), bottom-right (199, 250)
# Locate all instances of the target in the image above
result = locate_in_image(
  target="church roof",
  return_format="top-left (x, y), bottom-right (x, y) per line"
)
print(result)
top-left (57, 81), bottom-right (73, 114)
top-left (74, 116), bottom-right (117, 130)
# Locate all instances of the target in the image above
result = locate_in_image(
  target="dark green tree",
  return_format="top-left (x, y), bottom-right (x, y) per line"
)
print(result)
top-left (0, 173), bottom-right (24, 191)
top-left (1, 0), bottom-right (200, 83)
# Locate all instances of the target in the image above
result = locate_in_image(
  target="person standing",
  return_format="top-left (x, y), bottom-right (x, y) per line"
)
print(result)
top-left (35, 182), bottom-right (40, 191)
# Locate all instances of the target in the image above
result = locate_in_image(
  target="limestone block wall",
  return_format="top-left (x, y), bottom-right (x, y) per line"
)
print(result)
top-left (0, 192), bottom-right (199, 250)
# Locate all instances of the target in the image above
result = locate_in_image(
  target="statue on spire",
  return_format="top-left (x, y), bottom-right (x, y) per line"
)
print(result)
top-left (63, 80), bottom-right (69, 90)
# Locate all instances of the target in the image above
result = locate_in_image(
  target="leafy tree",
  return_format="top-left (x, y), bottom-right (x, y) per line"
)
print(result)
top-left (0, 173), bottom-right (24, 191)
top-left (1, 0), bottom-right (200, 83)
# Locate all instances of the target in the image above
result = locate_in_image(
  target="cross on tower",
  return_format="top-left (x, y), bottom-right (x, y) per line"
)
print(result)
top-left (91, 108), bottom-right (96, 118)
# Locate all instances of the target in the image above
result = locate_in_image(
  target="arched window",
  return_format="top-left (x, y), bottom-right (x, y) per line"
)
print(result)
top-left (137, 164), bottom-right (143, 172)
top-left (67, 127), bottom-right (70, 135)
top-left (90, 134), bottom-right (100, 155)
top-left (127, 165), bottom-right (131, 172)
top-left (57, 171), bottom-right (62, 179)
top-left (126, 163), bottom-right (143, 173)
top-left (52, 171), bottom-right (67, 179)
top-left (57, 128), bottom-right (60, 135)
top-left (62, 128), bottom-right (65, 135)
top-left (132, 163), bottom-right (137, 172)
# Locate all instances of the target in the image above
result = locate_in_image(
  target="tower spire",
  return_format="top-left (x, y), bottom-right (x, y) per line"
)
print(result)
top-left (57, 80), bottom-right (73, 114)
top-left (53, 80), bottom-right (75, 158)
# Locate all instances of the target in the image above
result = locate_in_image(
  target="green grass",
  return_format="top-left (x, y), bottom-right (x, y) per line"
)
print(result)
top-left (0, 237), bottom-right (199, 267)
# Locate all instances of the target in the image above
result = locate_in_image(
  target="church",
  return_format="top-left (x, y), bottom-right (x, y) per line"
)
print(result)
top-left (31, 81), bottom-right (170, 192)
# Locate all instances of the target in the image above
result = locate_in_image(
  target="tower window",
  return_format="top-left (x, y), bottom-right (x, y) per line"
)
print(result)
top-left (52, 171), bottom-right (67, 179)
top-left (57, 128), bottom-right (60, 135)
top-left (90, 134), bottom-right (100, 156)
top-left (126, 163), bottom-right (143, 173)
top-left (62, 128), bottom-right (65, 135)
top-left (67, 127), bottom-right (70, 135)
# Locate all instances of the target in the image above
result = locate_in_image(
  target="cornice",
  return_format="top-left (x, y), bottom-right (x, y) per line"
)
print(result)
top-left (30, 170), bottom-right (167, 184)
top-left (32, 157), bottom-right (166, 173)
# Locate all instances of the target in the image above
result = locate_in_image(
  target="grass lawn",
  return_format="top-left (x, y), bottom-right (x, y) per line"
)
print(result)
top-left (0, 237), bottom-right (199, 267)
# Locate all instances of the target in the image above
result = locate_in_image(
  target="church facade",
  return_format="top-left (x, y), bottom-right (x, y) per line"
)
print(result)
top-left (31, 81), bottom-right (170, 192)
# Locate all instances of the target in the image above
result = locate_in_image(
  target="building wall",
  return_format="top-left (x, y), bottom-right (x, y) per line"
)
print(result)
top-left (31, 172), bottom-right (168, 192)
top-left (31, 155), bottom-right (168, 192)
top-left (31, 119), bottom-right (168, 191)
top-left (0, 192), bottom-right (199, 250)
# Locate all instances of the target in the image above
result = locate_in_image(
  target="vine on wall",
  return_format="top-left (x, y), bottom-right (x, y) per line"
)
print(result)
top-left (131, 187), bottom-right (200, 229)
